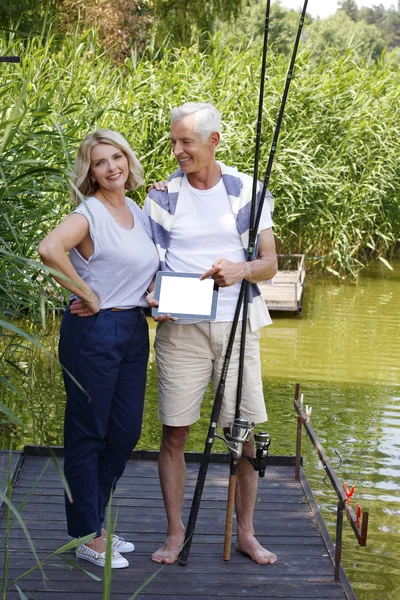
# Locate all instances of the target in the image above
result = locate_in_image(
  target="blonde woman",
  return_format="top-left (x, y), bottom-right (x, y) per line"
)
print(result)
top-left (39, 130), bottom-right (159, 569)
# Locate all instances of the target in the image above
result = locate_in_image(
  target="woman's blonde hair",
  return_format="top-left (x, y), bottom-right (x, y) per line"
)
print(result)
top-left (71, 129), bottom-right (144, 205)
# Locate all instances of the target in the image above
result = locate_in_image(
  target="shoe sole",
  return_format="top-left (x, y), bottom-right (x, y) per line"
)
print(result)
top-left (76, 554), bottom-right (129, 569)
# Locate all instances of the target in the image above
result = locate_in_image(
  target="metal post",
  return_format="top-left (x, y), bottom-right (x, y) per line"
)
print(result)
top-left (295, 415), bottom-right (302, 481)
top-left (360, 511), bottom-right (369, 546)
top-left (335, 499), bottom-right (345, 581)
top-left (294, 382), bottom-right (302, 480)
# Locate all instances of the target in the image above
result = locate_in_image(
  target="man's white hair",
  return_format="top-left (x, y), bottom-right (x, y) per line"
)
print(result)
top-left (171, 102), bottom-right (221, 142)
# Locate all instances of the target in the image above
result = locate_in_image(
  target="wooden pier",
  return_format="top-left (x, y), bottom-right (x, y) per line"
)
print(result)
top-left (0, 447), bottom-right (356, 600)
top-left (259, 254), bottom-right (305, 313)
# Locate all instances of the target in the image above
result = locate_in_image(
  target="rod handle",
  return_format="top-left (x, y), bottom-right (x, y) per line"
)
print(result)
top-left (223, 474), bottom-right (236, 561)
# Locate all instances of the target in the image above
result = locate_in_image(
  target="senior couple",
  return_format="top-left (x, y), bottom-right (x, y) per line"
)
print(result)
top-left (39, 102), bottom-right (278, 570)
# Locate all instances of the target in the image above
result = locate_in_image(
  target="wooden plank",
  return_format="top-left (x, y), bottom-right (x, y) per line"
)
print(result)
top-left (3, 592), bottom-right (345, 600)
top-left (4, 596), bottom-right (343, 600)
top-left (0, 554), bottom-right (335, 574)
top-left (6, 504), bottom-right (311, 518)
top-left (14, 463), bottom-right (299, 481)
top-left (10, 488), bottom-right (307, 502)
top-left (0, 579), bottom-right (346, 597)
top-left (22, 447), bottom-right (298, 466)
top-left (2, 537), bottom-right (330, 553)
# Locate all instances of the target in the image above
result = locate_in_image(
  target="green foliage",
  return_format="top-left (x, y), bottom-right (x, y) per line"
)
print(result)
top-left (304, 12), bottom-right (386, 61)
top-left (338, 0), bottom-right (359, 21)
top-left (216, 0), bottom-right (307, 55)
top-left (0, 0), bottom-right (58, 36)
top-left (342, 1), bottom-right (400, 51)
top-left (152, 0), bottom-right (244, 49)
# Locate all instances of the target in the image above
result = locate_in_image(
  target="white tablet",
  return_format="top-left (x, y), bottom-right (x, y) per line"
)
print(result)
top-left (152, 272), bottom-right (219, 320)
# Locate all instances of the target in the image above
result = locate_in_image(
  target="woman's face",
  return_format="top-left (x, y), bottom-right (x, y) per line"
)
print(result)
top-left (90, 143), bottom-right (129, 193)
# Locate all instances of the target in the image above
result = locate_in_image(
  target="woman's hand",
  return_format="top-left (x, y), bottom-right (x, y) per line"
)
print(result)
top-left (145, 290), bottom-right (176, 323)
top-left (147, 180), bottom-right (168, 193)
top-left (70, 293), bottom-right (100, 317)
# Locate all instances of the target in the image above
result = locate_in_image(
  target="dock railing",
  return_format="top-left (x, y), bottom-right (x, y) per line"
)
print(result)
top-left (293, 382), bottom-right (369, 582)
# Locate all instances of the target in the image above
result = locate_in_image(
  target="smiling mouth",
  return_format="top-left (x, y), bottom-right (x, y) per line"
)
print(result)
top-left (107, 173), bottom-right (122, 180)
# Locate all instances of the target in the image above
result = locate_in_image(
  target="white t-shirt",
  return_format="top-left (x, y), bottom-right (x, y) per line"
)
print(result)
top-left (164, 175), bottom-right (273, 322)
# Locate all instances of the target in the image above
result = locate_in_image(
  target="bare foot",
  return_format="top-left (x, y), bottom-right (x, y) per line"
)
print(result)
top-left (236, 534), bottom-right (277, 565)
top-left (152, 533), bottom-right (185, 564)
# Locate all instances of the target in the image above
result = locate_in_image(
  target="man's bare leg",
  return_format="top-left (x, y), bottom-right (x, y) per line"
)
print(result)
top-left (235, 436), bottom-right (277, 564)
top-left (152, 425), bottom-right (190, 564)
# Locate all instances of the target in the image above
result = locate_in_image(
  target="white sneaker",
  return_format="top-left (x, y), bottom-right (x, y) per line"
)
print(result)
top-left (76, 544), bottom-right (129, 568)
top-left (106, 534), bottom-right (135, 554)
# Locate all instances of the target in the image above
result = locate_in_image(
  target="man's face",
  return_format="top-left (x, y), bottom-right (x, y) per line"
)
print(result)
top-left (170, 114), bottom-right (215, 174)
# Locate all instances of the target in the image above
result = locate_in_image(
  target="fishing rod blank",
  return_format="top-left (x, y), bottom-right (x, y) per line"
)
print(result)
top-left (223, 0), bottom-right (272, 560)
top-left (179, 0), bottom-right (309, 567)
top-left (0, 56), bottom-right (20, 62)
top-left (250, 0), bottom-right (309, 250)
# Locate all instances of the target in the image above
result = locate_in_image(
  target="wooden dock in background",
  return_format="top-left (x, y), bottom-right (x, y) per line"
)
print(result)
top-left (259, 254), bottom-right (305, 314)
top-left (0, 448), bottom-right (355, 599)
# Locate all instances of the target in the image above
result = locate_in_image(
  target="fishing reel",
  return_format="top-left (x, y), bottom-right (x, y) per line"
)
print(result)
top-left (218, 417), bottom-right (254, 462)
top-left (251, 431), bottom-right (271, 477)
top-left (217, 418), bottom-right (271, 477)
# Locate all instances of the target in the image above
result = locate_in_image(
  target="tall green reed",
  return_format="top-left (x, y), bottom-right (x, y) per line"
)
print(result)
top-left (0, 29), bottom-right (399, 286)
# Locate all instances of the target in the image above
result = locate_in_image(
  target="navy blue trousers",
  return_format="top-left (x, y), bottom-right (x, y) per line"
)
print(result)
top-left (59, 307), bottom-right (149, 538)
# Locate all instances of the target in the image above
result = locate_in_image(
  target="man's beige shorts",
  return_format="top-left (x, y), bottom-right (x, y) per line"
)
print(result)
top-left (154, 320), bottom-right (267, 428)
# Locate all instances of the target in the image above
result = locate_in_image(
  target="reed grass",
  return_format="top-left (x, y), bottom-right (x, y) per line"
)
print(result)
top-left (1, 28), bottom-right (399, 293)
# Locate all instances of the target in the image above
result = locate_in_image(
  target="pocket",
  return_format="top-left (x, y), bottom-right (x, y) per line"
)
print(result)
top-left (63, 310), bottom-right (102, 349)
top-left (156, 321), bottom-right (166, 334)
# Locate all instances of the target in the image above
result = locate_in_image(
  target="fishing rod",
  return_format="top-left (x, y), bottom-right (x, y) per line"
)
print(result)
top-left (179, 0), bottom-right (309, 567)
top-left (222, 0), bottom-right (271, 561)
top-left (0, 56), bottom-right (20, 62)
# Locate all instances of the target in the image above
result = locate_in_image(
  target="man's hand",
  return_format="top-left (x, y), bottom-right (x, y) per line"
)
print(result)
top-left (200, 258), bottom-right (246, 287)
top-left (201, 230), bottom-right (277, 286)
top-left (147, 180), bottom-right (168, 193)
top-left (145, 290), bottom-right (176, 323)
top-left (70, 294), bottom-right (100, 317)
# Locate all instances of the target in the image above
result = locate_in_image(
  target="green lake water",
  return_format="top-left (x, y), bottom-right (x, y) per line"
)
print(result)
top-left (1, 259), bottom-right (399, 599)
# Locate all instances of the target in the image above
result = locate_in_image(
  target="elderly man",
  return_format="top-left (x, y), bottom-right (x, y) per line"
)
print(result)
top-left (144, 102), bottom-right (278, 565)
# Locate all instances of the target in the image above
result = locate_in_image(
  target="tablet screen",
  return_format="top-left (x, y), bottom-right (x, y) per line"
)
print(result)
top-left (152, 272), bottom-right (219, 319)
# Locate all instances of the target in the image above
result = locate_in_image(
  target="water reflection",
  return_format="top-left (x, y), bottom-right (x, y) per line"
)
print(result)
top-left (1, 259), bottom-right (399, 599)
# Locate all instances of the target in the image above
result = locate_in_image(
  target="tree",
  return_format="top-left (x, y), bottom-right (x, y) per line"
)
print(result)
top-left (358, 4), bottom-right (400, 49)
top-left (216, 0), bottom-right (312, 55)
top-left (151, 0), bottom-right (245, 48)
top-left (305, 12), bottom-right (386, 61)
top-left (57, 0), bottom-right (155, 57)
top-left (0, 0), bottom-right (58, 35)
top-left (338, 0), bottom-right (359, 21)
